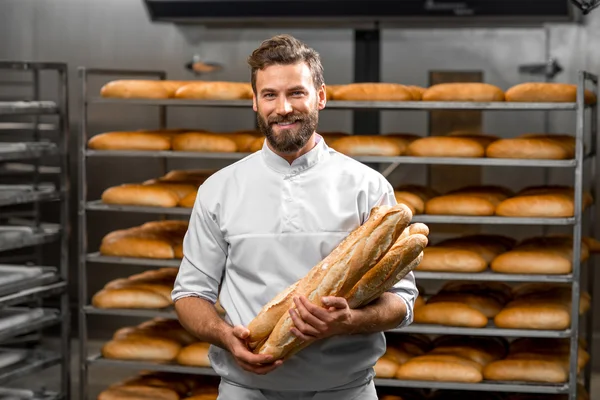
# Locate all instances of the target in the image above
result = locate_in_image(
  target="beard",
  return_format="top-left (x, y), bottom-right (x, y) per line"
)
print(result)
top-left (257, 106), bottom-right (319, 154)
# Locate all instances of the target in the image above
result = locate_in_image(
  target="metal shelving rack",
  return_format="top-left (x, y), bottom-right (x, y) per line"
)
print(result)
top-left (0, 62), bottom-right (71, 400)
top-left (78, 67), bottom-right (598, 400)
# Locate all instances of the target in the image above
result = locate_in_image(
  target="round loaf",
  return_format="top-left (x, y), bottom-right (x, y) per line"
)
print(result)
top-left (171, 132), bottom-right (238, 153)
top-left (414, 302), bottom-right (488, 327)
top-left (174, 81), bottom-right (253, 100)
top-left (505, 82), bottom-right (597, 105)
top-left (494, 301), bottom-right (571, 330)
top-left (482, 359), bottom-right (567, 383)
top-left (332, 83), bottom-right (414, 101)
top-left (424, 195), bottom-right (497, 216)
top-left (395, 354), bottom-right (483, 382)
top-left (100, 80), bottom-right (182, 99)
top-left (374, 356), bottom-right (399, 378)
top-left (486, 135), bottom-right (575, 159)
top-left (418, 247), bottom-right (487, 272)
top-left (422, 83), bottom-right (505, 102)
top-left (176, 342), bottom-right (211, 367)
top-left (92, 287), bottom-right (172, 309)
top-left (329, 135), bottom-right (405, 156)
top-left (491, 250), bottom-right (572, 274)
top-left (88, 132), bottom-right (172, 151)
top-left (101, 184), bottom-right (180, 208)
top-left (98, 385), bottom-right (180, 400)
top-left (101, 337), bottom-right (181, 361)
top-left (406, 137), bottom-right (487, 157)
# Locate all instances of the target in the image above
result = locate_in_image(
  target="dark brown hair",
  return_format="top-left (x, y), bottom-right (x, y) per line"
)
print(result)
top-left (247, 34), bottom-right (324, 94)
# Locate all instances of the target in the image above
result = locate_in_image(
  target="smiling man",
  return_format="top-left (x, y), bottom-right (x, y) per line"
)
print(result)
top-left (172, 34), bottom-right (418, 400)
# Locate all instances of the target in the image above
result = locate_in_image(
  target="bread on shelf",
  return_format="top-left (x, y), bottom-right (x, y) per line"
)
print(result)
top-left (505, 82), bottom-right (597, 105)
top-left (100, 80), bottom-right (190, 99)
top-left (88, 131), bottom-right (174, 151)
top-left (328, 135), bottom-right (407, 156)
top-left (424, 185), bottom-right (514, 216)
top-left (495, 185), bottom-right (593, 218)
top-left (394, 185), bottom-right (439, 216)
top-left (421, 83), bottom-right (505, 102)
top-left (486, 133), bottom-right (576, 160)
top-left (174, 81), bottom-right (253, 100)
top-left (331, 83), bottom-right (415, 101)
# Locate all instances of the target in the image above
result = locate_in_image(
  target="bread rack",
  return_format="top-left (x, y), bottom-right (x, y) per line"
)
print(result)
top-left (0, 61), bottom-right (71, 400)
top-left (78, 66), bottom-right (598, 400)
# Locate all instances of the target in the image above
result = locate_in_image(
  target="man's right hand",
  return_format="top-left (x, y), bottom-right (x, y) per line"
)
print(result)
top-left (222, 325), bottom-right (283, 375)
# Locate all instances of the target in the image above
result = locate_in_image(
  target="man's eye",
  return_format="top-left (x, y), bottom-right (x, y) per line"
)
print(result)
top-left (292, 91), bottom-right (304, 96)
top-left (264, 93), bottom-right (275, 98)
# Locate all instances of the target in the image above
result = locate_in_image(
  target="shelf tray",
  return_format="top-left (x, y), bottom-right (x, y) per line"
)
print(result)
top-left (89, 97), bottom-right (579, 111)
top-left (86, 355), bottom-right (567, 394)
top-left (86, 201), bottom-right (192, 215)
top-left (86, 252), bottom-right (180, 267)
top-left (0, 143), bottom-right (58, 162)
top-left (0, 388), bottom-right (60, 400)
top-left (412, 215), bottom-right (575, 225)
top-left (413, 271), bottom-right (573, 283)
top-left (0, 308), bottom-right (61, 343)
top-left (0, 185), bottom-right (59, 207)
top-left (0, 226), bottom-right (61, 253)
top-left (0, 101), bottom-right (58, 116)
top-left (393, 322), bottom-right (570, 338)
top-left (84, 306), bottom-right (176, 319)
top-left (0, 348), bottom-right (61, 386)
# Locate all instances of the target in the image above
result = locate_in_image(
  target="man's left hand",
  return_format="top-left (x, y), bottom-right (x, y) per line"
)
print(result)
top-left (289, 295), bottom-right (355, 341)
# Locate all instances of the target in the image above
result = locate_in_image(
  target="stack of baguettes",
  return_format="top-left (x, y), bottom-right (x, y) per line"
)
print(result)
top-left (101, 318), bottom-right (213, 369)
top-left (246, 204), bottom-right (429, 361)
top-left (99, 220), bottom-right (188, 259)
top-left (88, 129), bottom-right (263, 153)
top-left (97, 370), bottom-right (220, 400)
top-left (101, 169), bottom-right (214, 209)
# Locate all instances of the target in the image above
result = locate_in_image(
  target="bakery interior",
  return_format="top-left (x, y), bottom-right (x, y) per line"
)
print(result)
top-left (2, 0), bottom-right (600, 399)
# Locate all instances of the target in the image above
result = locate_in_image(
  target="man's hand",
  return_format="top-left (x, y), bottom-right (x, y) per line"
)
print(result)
top-left (289, 295), bottom-right (354, 342)
top-left (222, 325), bottom-right (283, 375)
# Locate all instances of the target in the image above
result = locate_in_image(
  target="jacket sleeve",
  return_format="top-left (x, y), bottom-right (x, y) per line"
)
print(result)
top-left (171, 185), bottom-right (228, 304)
top-left (374, 179), bottom-right (419, 329)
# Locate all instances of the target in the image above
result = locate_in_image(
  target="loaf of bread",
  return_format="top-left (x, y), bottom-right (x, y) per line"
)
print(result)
top-left (425, 186), bottom-right (513, 216)
top-left (101, 336), bottom-right (182, 361)
top-left (100, 220), bottom-right (188, 259)
top-left (332, 83), bottom-right (414, 101)
top-left (179, 192), bottom-right (197, 208)
top-left (374, 354), bottom-right (400, 378)
top-left (97, 385), bottom-right (180, 400)
top-left (115, 371), bottom-right (197, 396)
top-left (394, 185), bottom-right (439, 215)
top-left (176, 342), bottom-right (211, 367)
top-left (171, 132), bottom-right (238, 153)
top-left (495, 185), bottom-right (593, 217)
top-left (221, 132), bottom-right (260, 152)
top-left (100, 80), bottom-right (189, 99)
top-left (88, 131), bottom-right (173, 151)
top-left (491, 236), bottom-right (589, 274)
top-left (486, 133), bottom-right (576, 159)
top-left (404, 86), bottom-right (427, 101)
top-left (505, 82), bottom-right (597, 105)
top-left (328, 135), bottom-right (406, 156)
top-left (422, 83), bottom-right (505, 102)
top-left (406, 133), bottom-right (498, 158)
top-left (174, 81), bottom-right (253, 100)
top-left (92, 287), bottom-right (172, 309)
top-left (248, 205), bottom-right (427, 360)
top-left (101, 182), bottom-right (198, 208)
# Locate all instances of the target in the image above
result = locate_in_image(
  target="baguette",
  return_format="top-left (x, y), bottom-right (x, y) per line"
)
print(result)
top-left (328, 135), bottom-right (406, 156)
top-left (100, 80), bottom-right (186, 99)
top-left (505, 82), bottom-right (597, 105)
top-left (332, 83), bottom-right (414, 101)
top-left (174, 81), bottom-right (253, 100)
top-left (171, 132), bottom-right (238, 153)
top-left (422, 83), bottom-right (505, 102)
top-left (88, 131), bottom-right (173, 151)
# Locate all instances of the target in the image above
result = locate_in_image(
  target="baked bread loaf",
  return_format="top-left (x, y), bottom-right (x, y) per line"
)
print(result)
top-left (102, 183), bottom-right (198, 208)
top-left (328, 135), bottom-right (406, 156)
top-left (425, 186), bottom-right (514, 216)
top-left (505, 82), bottom-right (597, 105)
top-left (221, 132), bottom-right (260, 152)
top-left (422, 83), bottom-right (505, 102)
top-left (176, 342), bottom-right (211, 367)
top-left (100, 220), bottom-right (188, 259)
top-left (406, 133), bottom-right (498, 158)
top-left (332, 83), bottom-right (414, 101)
top-left (174, 81), bottom-right (253, 100)
top-left (394, 185), bottom-right (439, 215)
top-left (374, 354), bottom-right (400, 378)
top-left (249, 137), bottom-right (264, 152)
top-left (97, 385), bottom-right (180, 400)
top-left (171, 132), bottom-right (238, 153)
top-left (495, 185), bottom-right (593, 217)
top-left (248, 204), bottom-right (427, 360)
top-left (88, 131), bottom-right (173, 151)
top-left (486, 133), bottom-right (576, 159)
top-left (100, 80), bottom-right (189, 99)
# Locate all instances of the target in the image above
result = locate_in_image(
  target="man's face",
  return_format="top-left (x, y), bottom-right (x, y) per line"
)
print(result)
top-left (253, 62), bottom-right (326, 154)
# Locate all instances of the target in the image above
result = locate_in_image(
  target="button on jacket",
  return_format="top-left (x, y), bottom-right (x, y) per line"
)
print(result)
top-left (172, 134), bottom-right (418, 391)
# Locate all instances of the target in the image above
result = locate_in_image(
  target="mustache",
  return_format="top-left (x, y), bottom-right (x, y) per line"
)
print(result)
top-left (268, 115), bottom-right (304, 125)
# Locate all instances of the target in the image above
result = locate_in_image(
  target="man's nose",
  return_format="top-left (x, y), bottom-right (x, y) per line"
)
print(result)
top-left (275, 96), bottom-right (293, 115)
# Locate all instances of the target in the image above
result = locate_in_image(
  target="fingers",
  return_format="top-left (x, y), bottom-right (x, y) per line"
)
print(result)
top-left (322, 296), bottom-right (349, 309)
top-left (237, 359), bottom-right (283, 375)
top-left (289, 308), bottom-right (321, 339)
top-left (293, 297), bottom-right (328, 331)
top-left (232, 325), bottom-right (250, 340)
top-left (296, 296), bottom-right (330, 320)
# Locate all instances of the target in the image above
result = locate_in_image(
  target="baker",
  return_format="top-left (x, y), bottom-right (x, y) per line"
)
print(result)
top-left (172, 34), bottom-right (418, 400)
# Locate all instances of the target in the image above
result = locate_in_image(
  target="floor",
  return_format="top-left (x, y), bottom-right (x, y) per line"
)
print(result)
top-left (5, 338), bottom-right (599, 399)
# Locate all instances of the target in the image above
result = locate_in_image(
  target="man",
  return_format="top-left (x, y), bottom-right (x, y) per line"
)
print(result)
top-left (172, 34), bottom-right (418, 400)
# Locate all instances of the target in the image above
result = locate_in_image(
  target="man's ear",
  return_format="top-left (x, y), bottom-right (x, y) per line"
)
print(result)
top-left (318, 84), bottom-right (327, 110)
top-left (252, 93), bottom-right (258, 112)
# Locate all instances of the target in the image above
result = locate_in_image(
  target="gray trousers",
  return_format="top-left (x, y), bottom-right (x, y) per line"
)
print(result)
top-left (216, 379), bottom-right (378, 400)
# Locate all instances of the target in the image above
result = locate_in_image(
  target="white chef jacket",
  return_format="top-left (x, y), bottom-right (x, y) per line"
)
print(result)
top-left (172, 134), bottom-right (418, 392)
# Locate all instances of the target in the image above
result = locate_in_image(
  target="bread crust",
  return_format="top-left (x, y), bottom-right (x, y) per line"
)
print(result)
top-left (422, 83), bottom-right (505, 102)
top-left (505, 82), bottom-right (597, 105)
top-left (332, 83), bottom-right (414, 101)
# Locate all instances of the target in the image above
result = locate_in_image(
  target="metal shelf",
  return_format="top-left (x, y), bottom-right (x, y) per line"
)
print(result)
top-left (0, 282), bottom-right (66, 308)
top-left (89, 97), bottom-right (580, 111)
top-left (86, 201), bottom-right (192, 215)
top-left (86, 149), bottom-right (249, 159)
top-left (85, 252), bottom-right (180, 267)
top-left (0, 309), bottom-right (61, 343)
top-left (413, 270), bottom-right (573, 283)
top-left (394, 322), bottom-right (570, 338)
top-left (87, 355), bottom-right (218, 376)
top-left (0, 349), bottom-right (61, 386)
top-left (0, 388), bottom-right (60, 400)
top-left (0, 185), bottom-right (59, 208)
top-left (83, 305), bottom-right (176, 319)
top-left (0, 226), bottom-right (60, 253)
top-left (373, 378), bottom-right (567, 394)
top-left (412, 215), bottom-right (575, 225)
top-left (0, 101), bottom-right (58, 116)
top-left (0, 143), bottom-right (58, 162)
